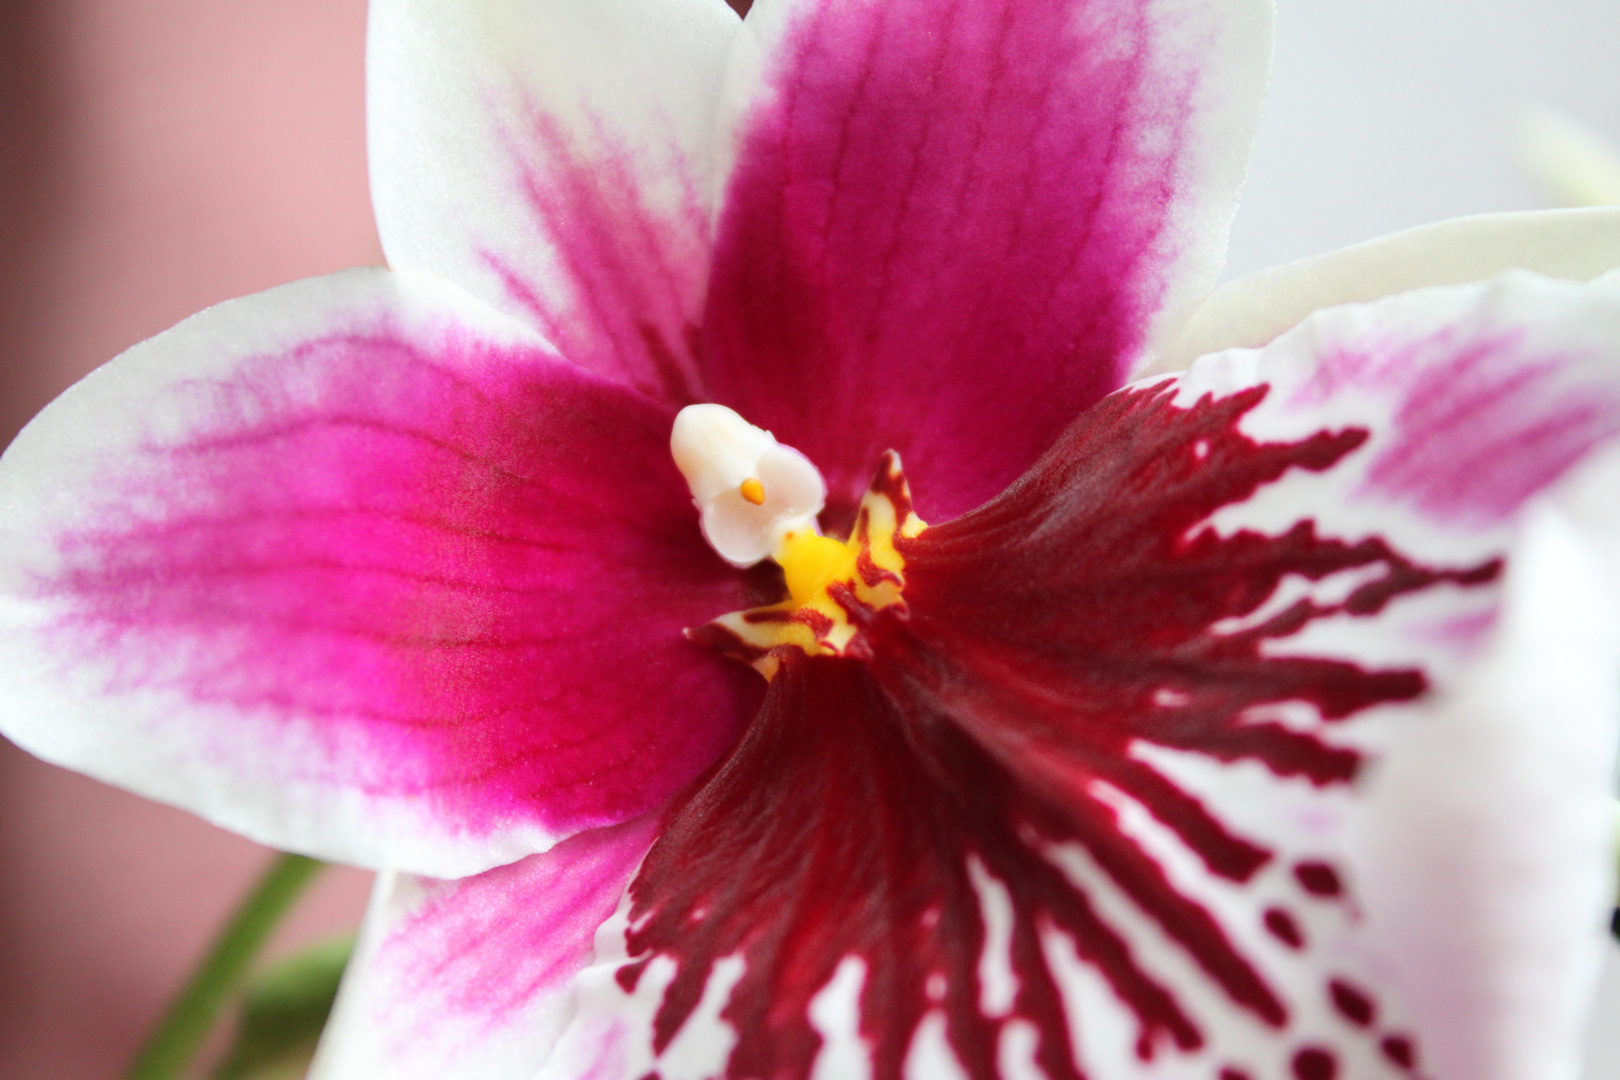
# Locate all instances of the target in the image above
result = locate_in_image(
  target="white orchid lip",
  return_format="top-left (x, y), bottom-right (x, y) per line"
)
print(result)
top-left (670, 403), bottom-right (827, 568)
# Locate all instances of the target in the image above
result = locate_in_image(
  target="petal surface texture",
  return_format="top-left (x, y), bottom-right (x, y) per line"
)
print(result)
top-left (368, 0), bottom-right (740, 400)
top-left (0, 269), bottom-right (760, 877)
top-left (698, 0), bottom-right (1273, 524)
top-left (545, 273), bottom-right (1620, 1080)
top-left (311, 816), bottom-right (658, 1080)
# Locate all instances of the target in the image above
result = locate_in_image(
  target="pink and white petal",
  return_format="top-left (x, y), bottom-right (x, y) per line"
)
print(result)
top-left (698, 0), bottom-right (1273, 524)
top-left (310, 815), bottom-right (658, 1080)
top-left (0, 268), bottom-right (760, 878)
top-left (368, 0), bottom-right (740, 400)
top-left (1148, 207), bottom-right (1620, 373)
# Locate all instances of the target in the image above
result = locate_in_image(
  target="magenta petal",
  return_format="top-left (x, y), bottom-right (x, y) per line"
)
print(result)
top-left (700, 0), bottom-right (1269, 522)
top-left (0, 270), bottom-right (759, 876)
top-left (313, 816), bottom-right (658, 1080)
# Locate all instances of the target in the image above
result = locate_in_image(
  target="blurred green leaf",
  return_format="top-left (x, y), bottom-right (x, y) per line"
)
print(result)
top-left (212, 936), bottom-right (354, 1080)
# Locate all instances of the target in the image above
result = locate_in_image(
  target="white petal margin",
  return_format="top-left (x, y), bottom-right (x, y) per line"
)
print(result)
top-left (311, 815), bottom-right (659, 1080)
top-left (1170, 271), bottom-right (1620, 1080)
top-left (1147, 207), bottom-right (1620, 372)
top-left (368, 0), bottom-right (740, 397)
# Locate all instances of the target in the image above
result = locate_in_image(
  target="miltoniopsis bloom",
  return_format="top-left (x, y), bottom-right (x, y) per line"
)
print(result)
top-left (3, 1), bottom-right (1620, 1079)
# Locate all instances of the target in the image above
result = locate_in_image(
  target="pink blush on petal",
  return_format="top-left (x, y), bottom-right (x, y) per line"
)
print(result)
top-left (481, 91), bottom-right (712, 405)
top-left (36, 323), bottom-right (760, 848)
top-left (375, 815), bottom-right (657, 1036)
top-left (1295, 323), bottom-right (1620, 526)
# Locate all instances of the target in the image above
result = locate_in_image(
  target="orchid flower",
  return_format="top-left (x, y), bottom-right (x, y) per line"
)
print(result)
top-left (3, 1), bottom-right (1620, 1079)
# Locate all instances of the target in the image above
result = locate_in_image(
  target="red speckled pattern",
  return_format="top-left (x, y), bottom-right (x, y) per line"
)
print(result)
top-left (612, 384), bottom-right (1496, 1079)
top-left (36, 323), bottom-right (763, 846)
top-left (698, 0), bottom-right (1224, 525)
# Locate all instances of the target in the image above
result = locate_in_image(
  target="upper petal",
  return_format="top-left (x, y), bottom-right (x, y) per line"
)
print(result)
top-left (368, 0), bottom-right (740, 399)
top-left (0, 268), bottom-right (760, 878)
top-left (1147, 207), bottom-right (1620, 372)
top-left (698, 0), bottom-right (1273, 523)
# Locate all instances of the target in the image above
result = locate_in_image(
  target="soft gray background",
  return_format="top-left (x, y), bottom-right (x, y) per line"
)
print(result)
top-left (1231, 3), bottom-right (1620, 1076)
top-left (1228, 0), bottom-right (1620, 279)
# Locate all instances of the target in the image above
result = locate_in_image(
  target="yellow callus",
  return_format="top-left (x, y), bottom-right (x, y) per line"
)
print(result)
top-left (775, 528), bottom-right (859, 607)
top-left (693, 451), bottom-right (924, 680)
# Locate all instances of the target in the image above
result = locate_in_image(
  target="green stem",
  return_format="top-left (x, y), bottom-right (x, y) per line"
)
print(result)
top-left (124, 853), bottom-right (325, 1080)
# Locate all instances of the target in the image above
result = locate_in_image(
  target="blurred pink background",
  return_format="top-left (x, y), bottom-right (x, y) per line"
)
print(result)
top-left (2, 0), bottom-right (1618, 1078)
top-left (0, 2), bottom-right (379, 1077)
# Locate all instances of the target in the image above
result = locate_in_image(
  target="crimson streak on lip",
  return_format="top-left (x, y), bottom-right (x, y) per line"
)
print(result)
top-left (621, 383), bottom-right (1500, 1080)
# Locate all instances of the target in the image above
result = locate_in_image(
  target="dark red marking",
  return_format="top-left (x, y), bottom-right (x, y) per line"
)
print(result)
top-left (639, 384), bottom-right (1496, 1078)
top-left (1264, 908), bottom-right (1304, 949)
top-left (1292, 1047), bottom-right (1338, 1080)
top-left (856, 548), bottom-right (904, 589)
top-left (615, 957), bottom-right (651, 995)
top-left (1380, 1034), bottom-right (1417, 1070)
top-left (1220, 1070), bottom-right (1252, 1080)
top-left (1328, 978), bottom-right (1375, 1027)
top-left (1295, 862), bottom-right (1345, 898)
top-left (683, 623), bottom-right (768, 670)
top-left (797, 608), bottom-right (835, 638)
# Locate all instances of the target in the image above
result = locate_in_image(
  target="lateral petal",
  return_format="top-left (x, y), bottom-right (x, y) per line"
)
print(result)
top-left (368, 0), bottom-right (740, 399)
top-left (0, 269), bottom-right (760, 878)
top-left (700, 0), bottom-right (1273, 524)
top-left (310, 816), bottom-right (658, 1080)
